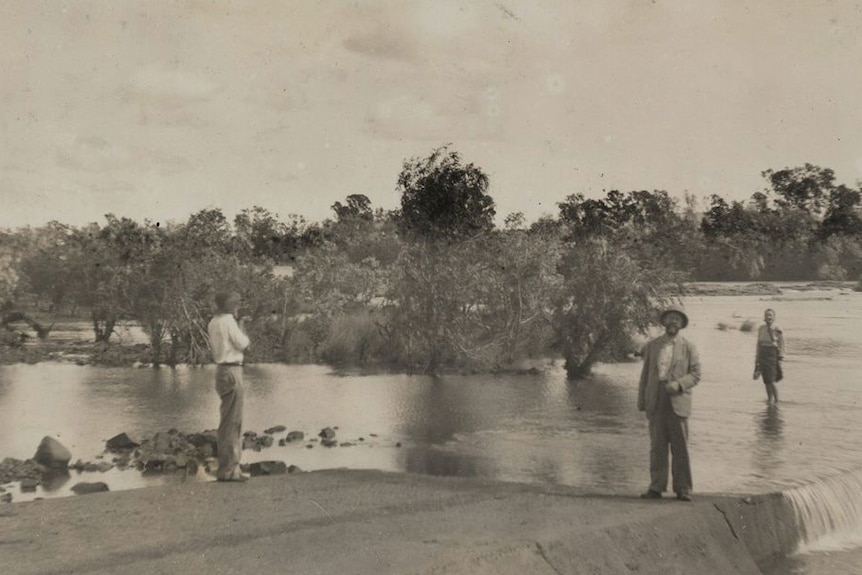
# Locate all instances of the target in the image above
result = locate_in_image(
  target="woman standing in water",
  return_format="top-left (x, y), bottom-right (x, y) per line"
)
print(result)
top-left (754, 308), bottom-right (785, 403)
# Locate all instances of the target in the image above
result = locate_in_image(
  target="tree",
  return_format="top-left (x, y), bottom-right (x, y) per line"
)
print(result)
top-left (397, 146), bottom-right (495, 240)
top-left (332, 194), bottom-right (373, 223)
top-left (233, 206), bottom-right (289, 262)
top-left (821, 185), bottom-right (862, 238)
top-left (762, 163), bottom-right (834, 216)
top-left (551, 236), bottom-right (679, 379)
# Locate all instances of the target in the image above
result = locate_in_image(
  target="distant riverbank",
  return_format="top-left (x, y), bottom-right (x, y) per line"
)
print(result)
top-left (2, 281), bottom-right (858, 369)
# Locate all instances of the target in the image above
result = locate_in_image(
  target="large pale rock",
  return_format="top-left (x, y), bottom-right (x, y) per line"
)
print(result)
top-left (33, 437), bottom-right (72, 470)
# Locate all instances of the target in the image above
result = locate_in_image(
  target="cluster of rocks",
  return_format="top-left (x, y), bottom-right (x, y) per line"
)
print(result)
top-left (1, 436), bottom-right (112, 502)
top-left (1, 425), bottom-right (402, 503)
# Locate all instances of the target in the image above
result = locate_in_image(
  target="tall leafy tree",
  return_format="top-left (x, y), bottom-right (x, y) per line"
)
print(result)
top-left (397, 146), bottom-right (495, 240)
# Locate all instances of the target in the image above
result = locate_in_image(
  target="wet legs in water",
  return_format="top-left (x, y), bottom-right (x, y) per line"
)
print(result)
top-left (765, 380), bottom-right (778, 404)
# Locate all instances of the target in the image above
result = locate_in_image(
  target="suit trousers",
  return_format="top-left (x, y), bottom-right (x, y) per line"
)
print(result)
top-left (648, 392), bottom-right (692, 494)
top-left (215, 365), bottom-right (244, 480)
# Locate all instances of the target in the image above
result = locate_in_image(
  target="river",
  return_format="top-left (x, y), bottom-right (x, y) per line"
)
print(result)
top-left (1, 288), bottom-right (861, 573)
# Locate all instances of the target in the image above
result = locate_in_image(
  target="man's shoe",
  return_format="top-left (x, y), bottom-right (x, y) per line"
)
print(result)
top-left (676, 491), bottom-right (693, 502)
top-left (640, 490), bottom-right (662, 499)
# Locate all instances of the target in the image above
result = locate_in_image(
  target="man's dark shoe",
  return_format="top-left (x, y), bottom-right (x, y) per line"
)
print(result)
top-left (676, 491), bottom-right (693, 502)
top-left (640, 490), bottom-right (662, 499)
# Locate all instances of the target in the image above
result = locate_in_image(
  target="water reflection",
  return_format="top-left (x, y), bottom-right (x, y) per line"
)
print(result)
top-left (40, 471), bottom-right (71, 492)
top-left (752, 404), bottom-right (785, 478)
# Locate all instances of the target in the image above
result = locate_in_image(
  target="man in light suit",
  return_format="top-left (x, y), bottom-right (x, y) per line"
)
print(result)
top-left (638, 304), bottom-right (701, 501)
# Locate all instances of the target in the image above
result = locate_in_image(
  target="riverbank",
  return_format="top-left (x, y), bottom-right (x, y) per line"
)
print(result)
top-left (2, 281), bottom-right (857, 369)
top-left (0, 469), bottom-right (799, 575)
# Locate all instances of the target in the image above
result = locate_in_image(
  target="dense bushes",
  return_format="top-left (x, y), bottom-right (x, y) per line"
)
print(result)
top-left (3, 153), bottom-right (861, 377)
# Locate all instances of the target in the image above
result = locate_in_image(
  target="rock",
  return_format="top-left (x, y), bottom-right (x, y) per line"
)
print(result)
top-left (247, 461), bottom-right (287, 476)
top-left (264, 425), bottom-right (286, 434)
top-left (305, 444), bottom-right (314, 449)
top-left (278, 439), bottom-right (286, 447)
top-left (112, 453), bottom-right (131, 467)
top-left (71, 459), bottom-right (85, 471)
top-left (1, 493), bottom-right (11, 503)
top-left (321, 439), bottom-right (338, 448)
top-left (83, 462), bottom-right (99, 473)
top-left (286, 431), bottom-right (305, 442)
top-left (187, 432), bottom-right (219, 455)
top-left (20, 478), bottom-right (39, 491)
top-left (0, 458), bottom-right (46, 483)
top-left (33, 437), bottom-right (72, 470)
top-left (0, 486), bottom-right (5, 493)
top-left (370, 433), bottom-right (378, 438)
top-left (105, 432), bottom-right (140, 451)
top-left (395, 442), bottom-right (402, 448)
top-left (358, 437), bottom-right (365, 442)
top-left (242, 437), bottom-right (259, 451)
top-left (339, 442), bottom-right (354, 447)
top-left (71, 482), bottom-right (109, 495)
top-left (150, 432), bottom-right (172, 454)
top-left (287, 465), bottom-right (301, 474)
top-left (318, 427), bottom-right (336, 440)
top-left (256, 435), bottom-right (274, 449)
top-left (95, 462), bottom-right (114, 473)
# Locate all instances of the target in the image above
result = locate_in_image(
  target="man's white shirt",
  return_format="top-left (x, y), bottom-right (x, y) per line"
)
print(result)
top-left (208, 314), bottom-right (250, 364)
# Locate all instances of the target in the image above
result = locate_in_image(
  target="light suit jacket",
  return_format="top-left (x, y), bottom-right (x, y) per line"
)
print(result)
top-left (637, 335), bottom-right (701, 418)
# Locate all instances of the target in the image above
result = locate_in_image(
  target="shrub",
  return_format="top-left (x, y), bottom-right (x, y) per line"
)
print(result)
top-left (319, 312), bottom-right (386, 365)
top-left (739, 320), bottom-right (755, 332)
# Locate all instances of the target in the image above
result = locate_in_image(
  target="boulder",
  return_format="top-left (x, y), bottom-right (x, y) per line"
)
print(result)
top-left (1, 493), bottom-right (11, 503)
top-left (105, 432), bottom-right (140, 451)
top-left (264, 425), bottom-right (286, 434)
top-left (287, 465), bottom-right (302, 474)
top-left (71, 482), bottom-right (109, 495)
top-left (321, 439), bottom-right (338, 448)
top-left (95, 462), bottom-right (114, 473)
top-left (286, 431), bottom-right (305, 442)
top-left (20, 478), bottom-right (39, 491)
top-left (247, 461), bottom-right (288, 476)
top-left (318, 427), bottom-right (336, 440)
top-left (278, 439), bottom-right (286, 447)
top-left (33, 437), bottom-right (72, 470)
top-left (83, 462), bottom-right (99, 473)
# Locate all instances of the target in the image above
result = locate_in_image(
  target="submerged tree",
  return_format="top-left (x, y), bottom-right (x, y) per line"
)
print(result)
top-left (551, 235), bottom-right (680, 379)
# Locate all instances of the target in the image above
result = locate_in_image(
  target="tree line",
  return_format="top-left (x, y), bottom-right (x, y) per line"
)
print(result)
top-left (1, 148), bottom-right (861, 378)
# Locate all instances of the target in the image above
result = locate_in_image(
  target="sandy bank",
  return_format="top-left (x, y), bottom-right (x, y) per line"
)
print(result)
top-left (0, 470), bottom-right (800, 575)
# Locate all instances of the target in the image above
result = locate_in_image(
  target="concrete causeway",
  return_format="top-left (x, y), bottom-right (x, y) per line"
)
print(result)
top-left (0, 470), bottom-right (799, 575)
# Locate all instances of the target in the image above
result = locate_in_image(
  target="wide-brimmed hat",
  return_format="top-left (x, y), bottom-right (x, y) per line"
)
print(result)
top-left (660, 305), bottom-right (689, 328)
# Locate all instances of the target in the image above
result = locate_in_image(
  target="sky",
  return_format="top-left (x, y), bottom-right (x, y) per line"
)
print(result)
top-left (2, 0), bottom-right (862, 230)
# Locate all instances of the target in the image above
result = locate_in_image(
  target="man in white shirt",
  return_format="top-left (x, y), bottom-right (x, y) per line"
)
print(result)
top-left (637, 305), bottom-right (701, 501)
top-left (208, 291), bottom-right (251, 482)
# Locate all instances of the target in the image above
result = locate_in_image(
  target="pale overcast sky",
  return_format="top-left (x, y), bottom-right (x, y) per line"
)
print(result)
top-left (2, 0), bottom-right (861, 229)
